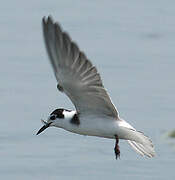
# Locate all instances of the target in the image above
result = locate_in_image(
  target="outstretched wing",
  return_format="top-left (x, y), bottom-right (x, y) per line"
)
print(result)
top-left (42, 16), bottom-right (119, 118)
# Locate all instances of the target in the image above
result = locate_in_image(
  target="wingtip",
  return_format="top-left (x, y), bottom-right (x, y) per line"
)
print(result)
top-left (42, 16), bottom-right (46, 22)
top-left (42, 15), bottom-right (63, 31)
top-left (42, 15), bottom-right (54, 24)
top-left (48, 15), bottom-right (53, 22)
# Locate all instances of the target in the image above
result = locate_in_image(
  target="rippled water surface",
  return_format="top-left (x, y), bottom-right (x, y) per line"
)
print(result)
top-left (0, 0), bottom-right (175, 179)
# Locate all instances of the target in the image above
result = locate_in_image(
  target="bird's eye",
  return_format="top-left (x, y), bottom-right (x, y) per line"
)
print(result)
top-left (50, 115), bottom-right (56, 120)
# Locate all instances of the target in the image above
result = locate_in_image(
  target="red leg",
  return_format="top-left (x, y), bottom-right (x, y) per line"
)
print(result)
top-left (114, 135), bottom-right (120, 159)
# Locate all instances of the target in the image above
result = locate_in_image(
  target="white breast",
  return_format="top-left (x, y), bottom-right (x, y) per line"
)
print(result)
top-left (62, 113), bottom-right (119, 139)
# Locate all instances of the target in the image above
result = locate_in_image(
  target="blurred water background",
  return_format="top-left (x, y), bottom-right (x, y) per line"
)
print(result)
top-left (0, 0), bottom-right (175, 179)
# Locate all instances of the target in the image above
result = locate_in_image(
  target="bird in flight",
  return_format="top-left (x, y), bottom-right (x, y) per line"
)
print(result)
top-left (36, 16), bottom-right (155, 159)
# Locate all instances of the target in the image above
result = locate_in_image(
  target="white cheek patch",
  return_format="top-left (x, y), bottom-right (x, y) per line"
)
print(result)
top-left (63, 110), bottom-right (76, 120)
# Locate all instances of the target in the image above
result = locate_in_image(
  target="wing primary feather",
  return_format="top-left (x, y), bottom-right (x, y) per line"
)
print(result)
top-left (42, 17), bottom-right (57, 73)
top-left (69, 42), bottom-right (80, 65)
top-left (43, 16), bottom-right (60, 77)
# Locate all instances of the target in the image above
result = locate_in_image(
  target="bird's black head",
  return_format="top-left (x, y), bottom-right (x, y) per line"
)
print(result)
top-left (36, 108), bottom-right (72, 135)
top-left (49, 108), bottom-right (65, 120)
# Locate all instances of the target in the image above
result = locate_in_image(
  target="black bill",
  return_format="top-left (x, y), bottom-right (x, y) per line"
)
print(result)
top-left (36, 122), bottom-right (51, 135)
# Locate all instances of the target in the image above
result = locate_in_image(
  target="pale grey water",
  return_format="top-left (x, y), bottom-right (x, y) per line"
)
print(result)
top-left (0, 0), bottom-right (175, 179)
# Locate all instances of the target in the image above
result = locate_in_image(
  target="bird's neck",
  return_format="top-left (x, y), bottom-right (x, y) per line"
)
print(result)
top-left (62, 110), bottom-right (77, 120)
top-left (63, 110), bottom-right (80, 125)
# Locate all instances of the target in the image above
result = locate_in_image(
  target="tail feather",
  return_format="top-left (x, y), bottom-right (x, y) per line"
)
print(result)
top-left (126, 130), bottom-right (155, 157)
top-left (118, 120), bottom-right (155, 157)
top-left (127, 140), bottom-right (145, 156)
top-left (127, 140), bottom-right (155, 158)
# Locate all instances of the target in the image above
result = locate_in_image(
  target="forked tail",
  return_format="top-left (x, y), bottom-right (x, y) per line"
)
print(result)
top-left (118, 121), bottom-right (155, 158)
top-left (127, 131), bottom-right (155, 158)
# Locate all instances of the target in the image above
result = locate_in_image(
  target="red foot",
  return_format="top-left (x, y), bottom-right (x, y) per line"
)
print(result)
top-left (114, 135), bottom-right (120, 159)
